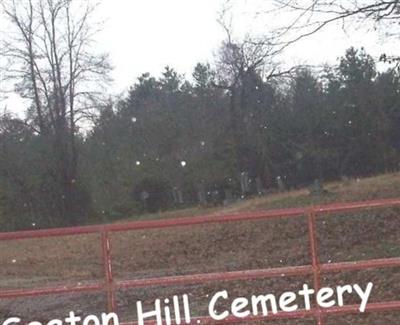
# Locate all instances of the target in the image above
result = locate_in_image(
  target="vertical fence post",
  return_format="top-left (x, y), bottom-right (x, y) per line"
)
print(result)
top-left (101, 230), bottom-right (117, 313)
top-left (307, 209), bottom-right (325, 325)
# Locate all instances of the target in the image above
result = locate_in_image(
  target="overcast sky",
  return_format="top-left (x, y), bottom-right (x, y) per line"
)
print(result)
top-left (2, 0), bottom-right (399, 115)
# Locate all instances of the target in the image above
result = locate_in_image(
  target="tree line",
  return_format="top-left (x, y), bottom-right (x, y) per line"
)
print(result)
top-left (1, 46), bottom-right (399, 230)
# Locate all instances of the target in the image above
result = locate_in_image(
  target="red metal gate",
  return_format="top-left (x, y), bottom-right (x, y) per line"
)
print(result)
top-left (1, 198), bottom-right (400, 324)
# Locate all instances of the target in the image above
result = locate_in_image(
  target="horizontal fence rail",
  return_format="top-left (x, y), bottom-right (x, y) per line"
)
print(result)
top-left (1, 198), bottom-right (400, 324)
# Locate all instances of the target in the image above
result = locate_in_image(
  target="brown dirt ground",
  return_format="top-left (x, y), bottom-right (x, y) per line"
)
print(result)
top-left (1, 173), bottom-right (400, 324)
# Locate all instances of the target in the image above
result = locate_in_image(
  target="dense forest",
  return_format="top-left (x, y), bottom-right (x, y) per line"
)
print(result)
top-left (1, 46), bottom-right (399, 230)
top-left (1, 1), bottom-right (399, 230)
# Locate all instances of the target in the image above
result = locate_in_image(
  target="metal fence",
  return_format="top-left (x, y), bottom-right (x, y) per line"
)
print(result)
top-left (1, 198), bottom-right (400, 324)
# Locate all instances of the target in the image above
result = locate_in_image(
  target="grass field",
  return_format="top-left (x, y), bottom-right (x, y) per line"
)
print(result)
top-left (123, 172), bottom-right (400, 221)
top-left (1, 172), bottom-right (400, 324)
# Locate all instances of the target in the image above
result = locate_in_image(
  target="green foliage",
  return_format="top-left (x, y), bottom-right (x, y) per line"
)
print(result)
top-left (1, 47), bottom-right (399, 229)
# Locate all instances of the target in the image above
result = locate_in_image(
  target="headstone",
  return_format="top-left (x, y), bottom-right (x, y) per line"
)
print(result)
top-left (255, 177), bottom-right (264, 195)
top-left (197, 187), bottom-right (206, 205)
top-left (177, 189), bottom-right (184, 204)
top-left (341, 176), bottom-right (351, 186)
top-left (309, 179), bottom-right (327, 196)
top-left (172, 187), bottom-right (184, 204)
top-left (240, 171), bottom-right (250, 195)
top-left (172, 187), bottom-right (179, 204)
top-left (140, 190), bottom-right (149, 210)
top-left (223, 188), bottom-right (234, 206)
top-left (211, 189), bottom-right (220, 206)
top-left (140, 190), bottom-right (149, 201)
top-left (276, 176), bottom-right (285, 192)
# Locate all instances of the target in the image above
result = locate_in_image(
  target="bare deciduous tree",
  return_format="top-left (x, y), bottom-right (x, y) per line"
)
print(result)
top-left (1, 0), bottom-right (111, 223)
top-left (270, 0), bottom-right (400, 45)
top-left (214, 7), bottom-right (298, 177)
